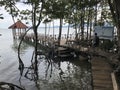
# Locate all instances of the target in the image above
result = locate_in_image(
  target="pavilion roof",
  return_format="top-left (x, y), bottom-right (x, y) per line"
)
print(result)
top-left (8, 20), bottom-right (28, 29)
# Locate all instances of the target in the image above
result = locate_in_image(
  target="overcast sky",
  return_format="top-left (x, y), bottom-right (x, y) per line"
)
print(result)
top-left (0, 2), bottom-right (61, 29)
top-left (0, 7), bottom-right (12, 29)
top-left (0, 2), bottom-right (30, 29)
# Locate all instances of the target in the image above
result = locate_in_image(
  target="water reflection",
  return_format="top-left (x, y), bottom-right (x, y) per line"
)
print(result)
top-left (12, 39), bottom-right (31, 53)
top-left (23, 54), bottom-right (92, 90)
top-left (0, 29), bottom-right (92, 90)
top-left (12, 38), bottom-right (92, 90)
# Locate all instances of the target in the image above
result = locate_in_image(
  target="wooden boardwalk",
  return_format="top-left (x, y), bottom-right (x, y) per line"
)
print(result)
top-left (91, 57), bottom-right (113, 90)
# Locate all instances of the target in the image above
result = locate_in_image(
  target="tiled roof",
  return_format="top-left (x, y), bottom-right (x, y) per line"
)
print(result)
top-left (8, 20), bottom-right (28, 29)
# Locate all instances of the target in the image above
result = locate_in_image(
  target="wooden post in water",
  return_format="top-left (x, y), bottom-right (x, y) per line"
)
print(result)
top-left (12, 29), bottom-right (16, 39)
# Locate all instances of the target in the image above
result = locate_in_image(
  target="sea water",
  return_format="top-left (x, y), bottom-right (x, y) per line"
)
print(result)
top-left (0, 28), bottom-right (92, 90)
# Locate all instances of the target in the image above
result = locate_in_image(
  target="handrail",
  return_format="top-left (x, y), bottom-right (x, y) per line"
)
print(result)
top-left (111, 72), bottom-right (119, 90)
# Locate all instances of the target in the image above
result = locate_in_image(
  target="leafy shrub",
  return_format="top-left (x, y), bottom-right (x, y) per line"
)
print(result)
top-left (99, 39), bottom-right (114, 51)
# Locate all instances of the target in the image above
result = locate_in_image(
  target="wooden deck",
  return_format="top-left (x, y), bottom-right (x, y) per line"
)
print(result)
top-left (91, 57), bottom-right (113, 90)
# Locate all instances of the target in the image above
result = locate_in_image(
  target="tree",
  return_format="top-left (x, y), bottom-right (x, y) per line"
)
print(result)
top-left (43, 0), bottom-right (70, 45)
top-left (108, 0), bottom-right (120, 54)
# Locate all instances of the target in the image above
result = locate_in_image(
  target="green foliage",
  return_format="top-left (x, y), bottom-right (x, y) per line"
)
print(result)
top-left (43, 0), bottom-right (69, 19)
top-left (0, 0), bottom-right (114, 27)
top-left (0, 14), bottom-right (3, 19)
top-left (0, 0), bottom-right (20, 18)
top-left (100, 39), bottom-right (114, 51)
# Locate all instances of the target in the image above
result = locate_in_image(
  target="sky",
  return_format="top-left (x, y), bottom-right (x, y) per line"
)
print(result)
top-left (0, 2), bottom-right (29, 29)
top-left (0, 2), bottom-right (61, 29)
top-left (0, 7), bottom-right (12, 29)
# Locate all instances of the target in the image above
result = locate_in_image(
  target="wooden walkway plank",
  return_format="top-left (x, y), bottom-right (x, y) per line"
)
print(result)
top-left (91, 57), bottom-right (113, 90)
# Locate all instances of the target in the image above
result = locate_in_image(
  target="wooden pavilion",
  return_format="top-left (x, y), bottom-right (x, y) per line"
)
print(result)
top-left (8, 20), bottom-right (28, 39)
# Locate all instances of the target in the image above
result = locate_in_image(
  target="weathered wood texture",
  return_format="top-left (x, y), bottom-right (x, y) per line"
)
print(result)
top-left (91, 57), bottom-right (113, 90)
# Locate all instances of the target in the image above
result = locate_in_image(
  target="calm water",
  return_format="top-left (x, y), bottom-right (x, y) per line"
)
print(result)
top-left (0, 28), bottom-right (92, 90)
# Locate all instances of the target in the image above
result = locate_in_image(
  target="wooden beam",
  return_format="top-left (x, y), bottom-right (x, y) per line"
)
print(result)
top-left (111, 72), bottom-right (119, 90)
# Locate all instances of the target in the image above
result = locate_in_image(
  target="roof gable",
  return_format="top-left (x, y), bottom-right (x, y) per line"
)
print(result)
top-left (8, 20), bottom-right (28, 29)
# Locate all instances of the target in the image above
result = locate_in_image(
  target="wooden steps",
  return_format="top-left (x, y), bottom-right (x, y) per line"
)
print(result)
top-left (91, 57), bottom-right (113, 90)
top-left (54, 47), bottom-right (75, 59)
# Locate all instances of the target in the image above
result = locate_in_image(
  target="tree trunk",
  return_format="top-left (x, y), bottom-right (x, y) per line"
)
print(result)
top-left (89, 8), bottom-right (93, 40)
top-left (66, 23), bottom-right (70, 43)
top-left (86, 7), bottom-right (90, 40)
top-left (81, 8), bottom-right (85, 40)
top-left (45, 23), bottom-right (47, 45)
top-left (53, 20), bottom-right (55, 40)
top-left (58, 18), bottom-right (63, 45)
top-left (94, 0), bottom-right (98, 26)
top-left (116, 24), bottom-right (120, 54)
top-left (33, 26), bottom-right (38, 79)
top-left (114, 0), bottom-right (120, 54)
